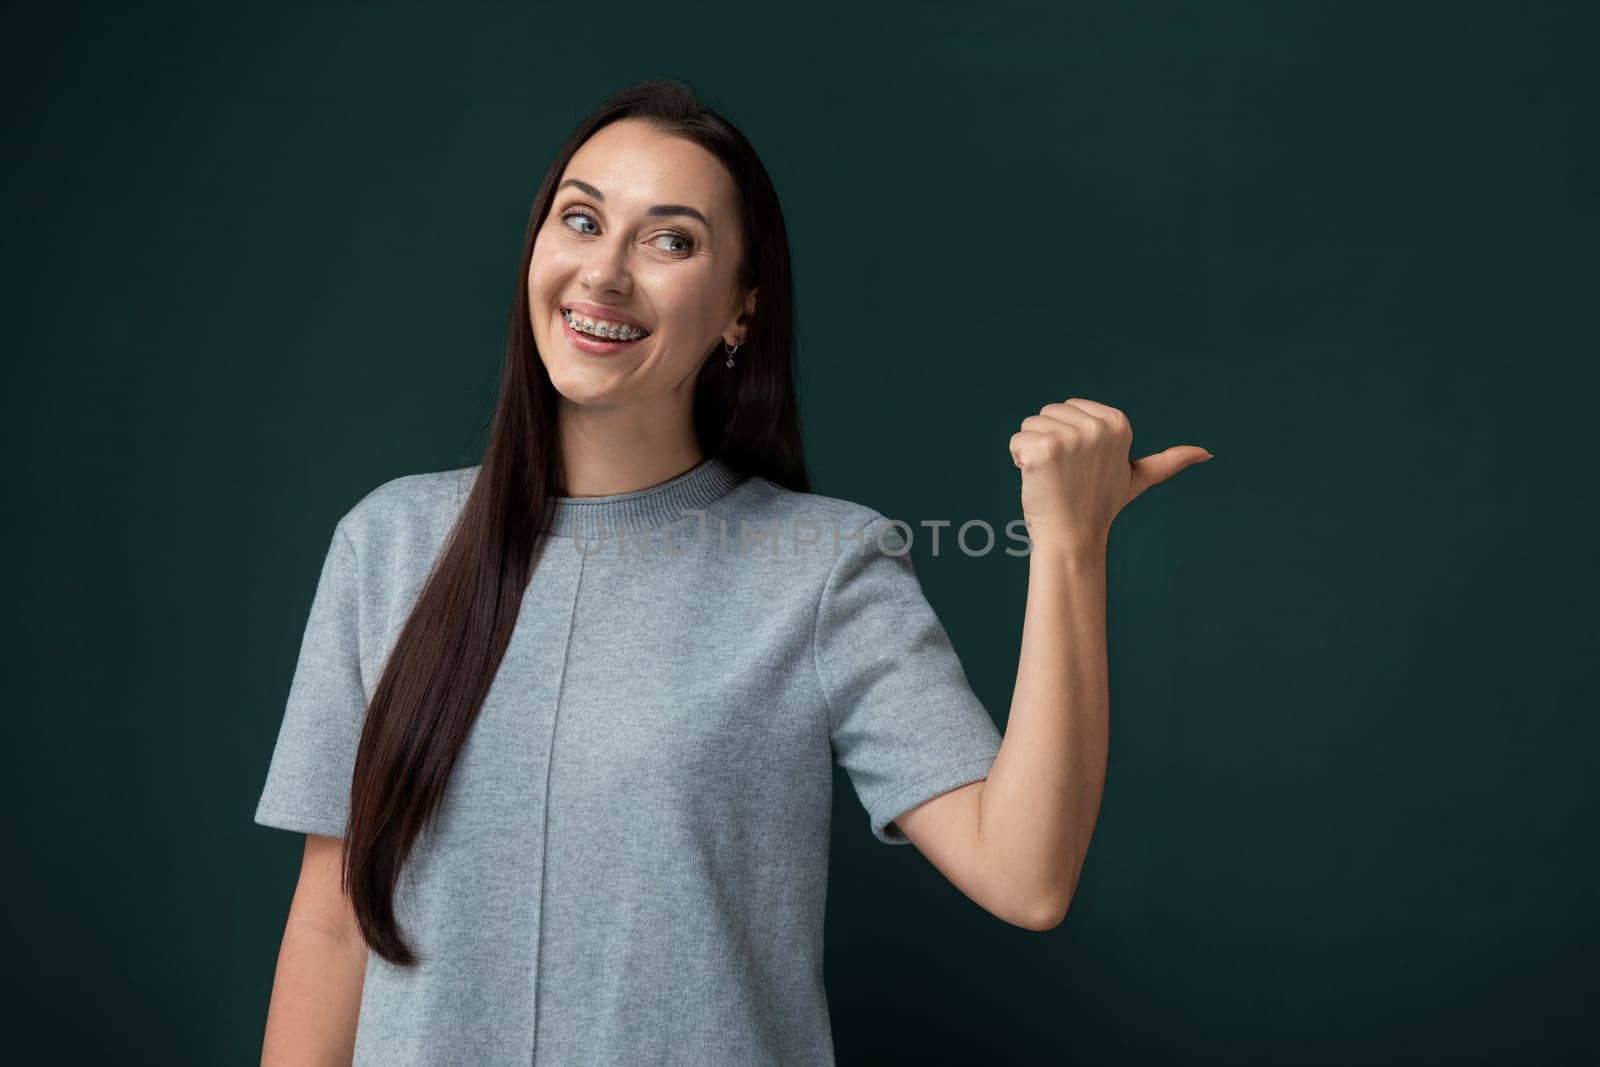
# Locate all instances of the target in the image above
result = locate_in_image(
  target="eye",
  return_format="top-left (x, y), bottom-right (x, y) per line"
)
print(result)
top-left (560, 208), bottom-right (599, 236)
top-left (653, 232), bottom-right (695, 257)
top-left (558, 208), bottom-right (696, 258)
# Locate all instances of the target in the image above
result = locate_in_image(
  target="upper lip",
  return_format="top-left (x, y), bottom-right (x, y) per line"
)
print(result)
top-left (561, 301), bottom-right (651, 332)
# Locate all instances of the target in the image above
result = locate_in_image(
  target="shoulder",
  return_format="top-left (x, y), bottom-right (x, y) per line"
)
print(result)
top-left (333, 464), bottom-right (480, 560)
top-left (743, 475), bottom-right (881, 527)
top-left (730, 476), bottom-right (905, 564)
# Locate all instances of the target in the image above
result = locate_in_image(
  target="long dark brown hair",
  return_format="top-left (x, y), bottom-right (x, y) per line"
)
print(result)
top-left (343, 78), bottom-right (809, 965)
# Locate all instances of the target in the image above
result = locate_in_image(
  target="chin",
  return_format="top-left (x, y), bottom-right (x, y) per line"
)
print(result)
top-left (546, 365), bottom-right (630, 407)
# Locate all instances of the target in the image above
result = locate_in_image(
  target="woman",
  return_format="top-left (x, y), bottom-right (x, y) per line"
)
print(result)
top-left (253, 78), bottom-right (1210, 1065)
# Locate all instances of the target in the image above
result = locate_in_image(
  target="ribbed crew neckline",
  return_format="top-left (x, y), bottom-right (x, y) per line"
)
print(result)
top-left (542, 456), bottom-right (747, 539)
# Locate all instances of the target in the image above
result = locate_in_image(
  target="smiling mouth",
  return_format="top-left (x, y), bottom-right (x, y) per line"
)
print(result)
top-left (559, 306), bottom-right (652, 342)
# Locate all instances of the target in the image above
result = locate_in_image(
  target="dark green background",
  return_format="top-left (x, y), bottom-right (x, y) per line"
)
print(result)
top-left (9, 1), bottom-right (1595, 1063)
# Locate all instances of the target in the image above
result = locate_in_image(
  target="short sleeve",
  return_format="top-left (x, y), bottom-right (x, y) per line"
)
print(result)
top-left (253, 519), bottom-right (369, 838)
top-left (814, 516), bottom-right (1003, 845)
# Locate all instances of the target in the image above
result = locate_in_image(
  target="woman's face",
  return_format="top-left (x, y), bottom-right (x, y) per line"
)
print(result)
top-left (528, 118), bottom-right (754, 412)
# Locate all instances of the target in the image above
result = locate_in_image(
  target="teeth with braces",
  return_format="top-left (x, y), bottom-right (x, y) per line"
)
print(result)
top-left (563, 308), bottom-right (649, 341)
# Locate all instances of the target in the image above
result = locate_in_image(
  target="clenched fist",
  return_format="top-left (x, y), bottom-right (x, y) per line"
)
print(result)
top-left (1009, 398), bottom-right (1211, 552)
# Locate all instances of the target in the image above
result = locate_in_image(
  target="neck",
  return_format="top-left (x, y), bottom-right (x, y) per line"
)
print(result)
top-left (555, 401), bottom-right (703, 498)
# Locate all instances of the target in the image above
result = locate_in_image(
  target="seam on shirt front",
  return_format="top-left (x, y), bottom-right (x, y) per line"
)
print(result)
top-left (530, 546), bottom-right (587, 1058)
top-left (811, 514), bottom-right (880, 741)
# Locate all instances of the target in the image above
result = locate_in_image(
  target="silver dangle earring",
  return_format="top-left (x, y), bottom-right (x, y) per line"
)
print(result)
top-left (724, 340), bottom-right (741, 369)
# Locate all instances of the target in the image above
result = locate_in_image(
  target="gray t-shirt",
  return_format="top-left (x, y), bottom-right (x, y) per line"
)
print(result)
top-left (254, 455), bottom-right (1003, 1064)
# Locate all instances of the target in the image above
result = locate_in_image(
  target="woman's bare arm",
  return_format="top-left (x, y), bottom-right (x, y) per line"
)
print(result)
top-left (261, 833), bottom-right (368, 1066)
top-left (897, 400), bottom-right (1210, 929)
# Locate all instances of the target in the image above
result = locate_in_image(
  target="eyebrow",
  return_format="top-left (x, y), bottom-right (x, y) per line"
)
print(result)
top-left (557, 179), bottom-right (712, 231)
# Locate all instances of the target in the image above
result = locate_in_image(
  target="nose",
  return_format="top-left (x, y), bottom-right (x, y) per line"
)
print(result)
top-left (579, 231), bottom-right (633, 296)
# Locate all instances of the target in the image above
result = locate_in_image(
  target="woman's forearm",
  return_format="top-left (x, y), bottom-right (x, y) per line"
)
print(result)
top-left (978, 533), bottom-right (1111, 926)
top-left (260, 919), bottom-right (368, 1065)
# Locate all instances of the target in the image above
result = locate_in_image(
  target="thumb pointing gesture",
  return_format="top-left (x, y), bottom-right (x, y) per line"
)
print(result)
top-left (1010, 398), bottom-right (1212, 550)
top-left (1129, 445), bottom-right (1214, 504)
